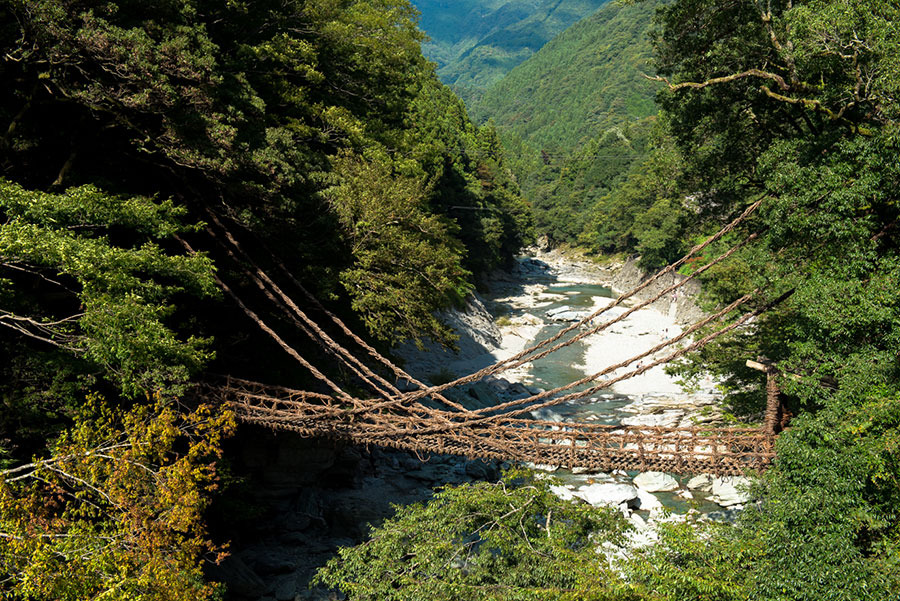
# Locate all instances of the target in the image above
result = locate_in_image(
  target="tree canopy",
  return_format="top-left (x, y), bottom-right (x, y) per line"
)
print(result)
top-left (0, 0), bottom-right (532, 597)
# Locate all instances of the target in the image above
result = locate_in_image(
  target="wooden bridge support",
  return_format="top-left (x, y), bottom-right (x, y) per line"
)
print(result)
top-left (747, 358), bottom-right (789, 436)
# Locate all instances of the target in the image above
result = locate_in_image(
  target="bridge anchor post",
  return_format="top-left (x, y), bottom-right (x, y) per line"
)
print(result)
top-left (747, 358), bottom-right (787, 436)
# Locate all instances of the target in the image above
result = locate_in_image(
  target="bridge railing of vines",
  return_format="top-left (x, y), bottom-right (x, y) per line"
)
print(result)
top-left (186, 197), bottom-right (788, 476)
top-left (200, 378), bottom-right (777, 476)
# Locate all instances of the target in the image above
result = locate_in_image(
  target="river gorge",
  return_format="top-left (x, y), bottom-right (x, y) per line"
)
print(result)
top-left (218, 249), bottom-right (755, 601)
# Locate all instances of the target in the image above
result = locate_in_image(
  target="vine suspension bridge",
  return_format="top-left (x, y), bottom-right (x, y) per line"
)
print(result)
top-left (191, 199), bottom-right (789, 476)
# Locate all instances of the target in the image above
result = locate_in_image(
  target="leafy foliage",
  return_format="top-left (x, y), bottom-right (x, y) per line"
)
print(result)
top-left (0, 396), bottom-right (235, 601)
top-left (581, 116), bottom-right (692, 269)
top-left (2, 0), bottom-right (529, 348)
top-left (0, 179), bottom-right (217, 399)
top-left (315, 469), bottom-right (641, 601)
top-left (621, 1), bottom-right (900, 598)
top-left (625, 396), bottom-right (900, 601)
top-left (472, 0), bottom-right (660, 152)
top-left (325, 150), bottom-right (472, 346)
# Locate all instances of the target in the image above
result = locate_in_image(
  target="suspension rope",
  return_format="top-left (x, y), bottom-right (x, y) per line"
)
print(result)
top-left (208, 196), bottom-right (762, 412)
top-left (464, 231), bottom-right (760, 390)
top-left (194, 197), bottom-right (774, 444)
top-left (205, 209), bottom-right (474, 414)
top-left (395, 197), bottom-right (765, 402)
top-left (204, 217), bottom-right (401, 402)
top-left (177, 236), bottom-right (369, 408)
top-left (396, 289), bottom-right (792, 436)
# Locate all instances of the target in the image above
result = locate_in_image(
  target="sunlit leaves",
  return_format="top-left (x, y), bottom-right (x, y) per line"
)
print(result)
top-left (0, 180), bottom-right (217, 397)
top-left (326, 150), bottom-right (472, 347)
top-left (0, 396), bottom-right (235, 601)
top-left (315, 470), bottom-right (637, 601)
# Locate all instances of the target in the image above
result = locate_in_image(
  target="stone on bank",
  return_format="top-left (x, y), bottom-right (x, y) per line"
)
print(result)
top-left (632, 471), bottom-right (679, 492)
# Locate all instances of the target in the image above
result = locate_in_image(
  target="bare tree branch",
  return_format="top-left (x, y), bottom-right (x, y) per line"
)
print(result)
top-left (643, 68), bottom-right (791, 92)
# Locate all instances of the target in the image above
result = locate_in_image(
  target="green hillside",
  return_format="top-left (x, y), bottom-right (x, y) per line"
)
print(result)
top-left (412, 0), bottom-right (610, 102)
top-left (471, 0), bottom-right (664, 244)
top-left (472, 0), bottom-right (660, 152)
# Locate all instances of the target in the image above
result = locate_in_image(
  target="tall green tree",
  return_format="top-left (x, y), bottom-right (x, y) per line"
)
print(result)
top-left (315, 470), bottom-right (640, 601)
top-left (626, 1), bottom-right (900, 598)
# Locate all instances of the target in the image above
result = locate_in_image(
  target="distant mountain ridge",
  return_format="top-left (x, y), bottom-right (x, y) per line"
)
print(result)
top-left (412, 0), bottom-right (610, 102)
top-left (471, 0), bottom-right (661, 152)
top-left (466, 0), bottom-right (667, 245)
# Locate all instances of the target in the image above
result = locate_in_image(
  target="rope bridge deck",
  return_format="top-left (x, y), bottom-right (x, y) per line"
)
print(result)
top-left (204, 379), bottom-right (776, 476)
top-left (191, 200), bottom-right (783, 477)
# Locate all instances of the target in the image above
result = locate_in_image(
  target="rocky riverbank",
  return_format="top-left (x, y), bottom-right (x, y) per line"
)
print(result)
top-left (217, 249), bottom-right (751, 600)
top-left (397, 247), bottom-right (751, 548)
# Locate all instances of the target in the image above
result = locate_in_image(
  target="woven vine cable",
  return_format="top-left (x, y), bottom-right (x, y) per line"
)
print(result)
top-left (190, 196), bottom-right (779, 462)
top-left (395, 289), bottom-right (791, 436)
top-left (205, 219), bottom-right (402, 403)
top-left (176, 236), bottom-right (365, 408)
top-left (393, 197), bottom-right (765, 402)
top-left (456, 231), bottom-right (761, 396)
top-left (205, 210), bottom-right (473, 415)
top-left (207, 197), bottom-right (762, 418)
top-left (214, 196), bottom-right (763, 410)
top-left (337, 280), bottom-right (755, 422)
top-left (248, 210), bottom-right (765, 423)
top-left (278, 290), bottom-right (753, 426)
top-left (199, 285), bottom-right (775, 452)
top-left (210, 286), bottom-right (757, 428)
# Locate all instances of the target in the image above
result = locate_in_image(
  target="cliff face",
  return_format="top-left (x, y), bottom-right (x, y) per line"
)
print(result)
top-left (608, 257), bottom-right (705, 325)
top-left (394, 292), bottom-right (502, 381)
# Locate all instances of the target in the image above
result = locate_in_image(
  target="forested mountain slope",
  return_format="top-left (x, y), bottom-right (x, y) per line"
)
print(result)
top-left (471, 0), bottom-right (664, 244)
top-left (413, 0), bottom-right (609, 102)
top-left (0, 0), bottom-right (530, 597)
top-left (471, 0), bottom-right (658, 150)
top-left (320, 2), bottom-right (900, 600)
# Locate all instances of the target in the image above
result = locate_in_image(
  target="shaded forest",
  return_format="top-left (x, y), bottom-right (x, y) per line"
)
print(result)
top-left (0, 0), bottom-right (530, 597)
top-left (1, 0), bottom-right (899, 600)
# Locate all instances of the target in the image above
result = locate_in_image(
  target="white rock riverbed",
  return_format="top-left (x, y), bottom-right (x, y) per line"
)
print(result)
top-left (476, 252), bottom-right (754, 532)
top-left (221, 250), bottom-right (756, 600)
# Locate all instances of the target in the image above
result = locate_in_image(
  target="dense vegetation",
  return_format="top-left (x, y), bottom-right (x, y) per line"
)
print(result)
top-left (2, 0), bottom-right (899, 598)
top-left (0, 0), bottom-right (530, 598)
top-left (321, 0), bottom-right (900, 599)
top-left (316, 470), bottom-right (637, 600)
top-left (471, 0), bottom-right (663, 245)
top-left (413, 0), bottom-right (609, 103)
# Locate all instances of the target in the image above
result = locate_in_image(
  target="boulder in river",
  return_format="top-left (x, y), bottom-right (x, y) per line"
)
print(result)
top-left (709, 476), bottom-right (752, 507)
top-left (576, 483), bottom-right (639, 508)
top-left (686, 474), bottom-right (714, 491)
top-left (635, 488), bottom-right (663, 511)
top-left (545, 305), bottom-right (590, 322)
top-left (546, 305), bottom-right (573, 317)
top-left (633, 471), bottom-right (679, 492)
top-left (549, 484), bottom-right (578, 501)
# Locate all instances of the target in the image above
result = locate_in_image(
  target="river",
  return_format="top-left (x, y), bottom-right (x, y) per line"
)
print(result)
top-left (475, 255), bottom-right (731, 515)
top-left (220, 252), bottom-right (749, 600)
